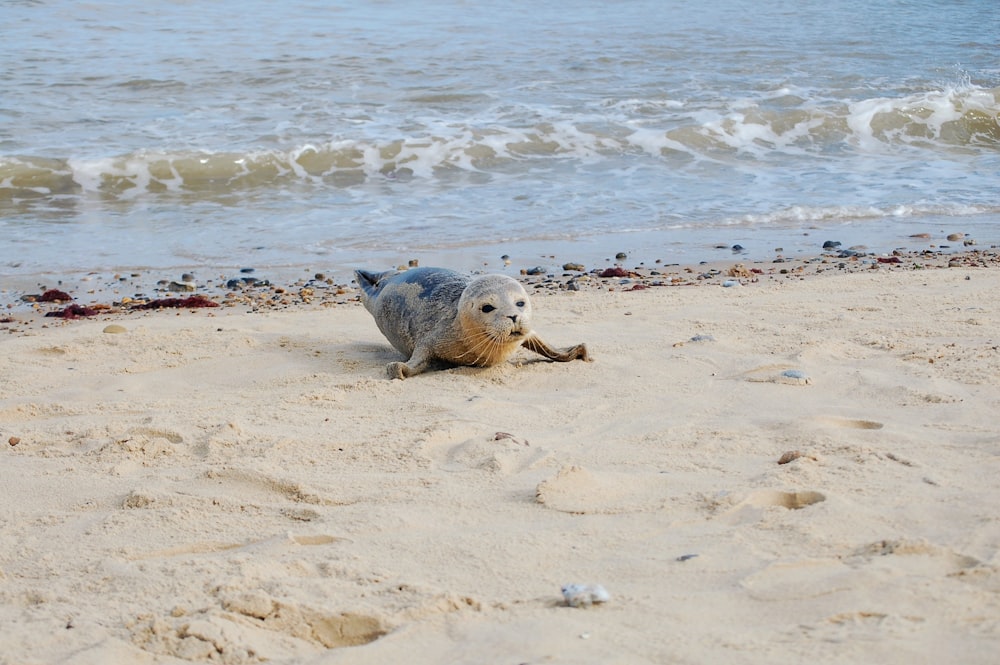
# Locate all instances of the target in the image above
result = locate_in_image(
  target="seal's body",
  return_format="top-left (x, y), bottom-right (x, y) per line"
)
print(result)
top-left (355, 267), bottom-right (589, 379)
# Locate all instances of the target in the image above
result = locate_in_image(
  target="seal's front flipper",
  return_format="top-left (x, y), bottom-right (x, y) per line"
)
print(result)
top-left (522, 336), bottom-right (590, 363)
top-left (386, 347), bottom-right (435, 379)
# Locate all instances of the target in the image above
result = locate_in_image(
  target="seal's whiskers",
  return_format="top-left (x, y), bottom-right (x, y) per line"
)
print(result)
top-left (456, 328), bottom-right (506, 366)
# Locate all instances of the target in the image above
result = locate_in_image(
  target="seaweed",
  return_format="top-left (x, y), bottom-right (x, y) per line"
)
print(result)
top-left (45, 304), bottom-right (98, 319)
top-left (38, 289), bottom-right (73, 302)
top-left (132, 295), bottom-right (219, 310)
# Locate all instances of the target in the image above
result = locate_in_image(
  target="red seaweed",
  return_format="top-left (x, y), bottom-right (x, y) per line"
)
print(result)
top-left (132, 295), bottom-right (219, 310)
top-left (45, 304), bottom-right (99, 319)
top-left (38, 289), bottom-right (73, 302)
top-left (598, 267), bottom-right (632, 278)
top-left (877, 257), bottom-right (902, 264)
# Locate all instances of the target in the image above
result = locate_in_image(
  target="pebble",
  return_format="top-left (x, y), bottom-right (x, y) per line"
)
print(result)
top-left (822, 240), bottom-right (842, 248)
top-left (240, 267), bottom-right (255, 273)
top-left (689, 334), bottom-right (716, 342)
top-left (180, 273), bottom-right (195, 283)
top-left (522, 266), bottom-right (546, 276)
top-left (103, 324), bottom-right (127, 334)
top-left (167, 281), bottom-right (195, 293)
top-left (226, 277), bottom-right (269, 289)
top-left (721, 279), bottom-right (740, 287)
top-left (947, 233), bottom-right (965, 241)
top-left (778, 450), bottom-right (817, 464)
top-left (561, 583), bottom-right (610, 608)
top-left (562, 262), bottom-right (585, 271)
top-left (731, 244), bottom-right (744, 252)
top-left (615, 252), bottom-right (627, 260)
top-left (778, 450), bottom-right (804, 464)
top-left (8, 436), bottom-right (20, 447)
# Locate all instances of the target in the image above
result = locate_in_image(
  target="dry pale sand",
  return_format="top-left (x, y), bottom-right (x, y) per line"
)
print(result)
top-left (2, 264), bottom-right (999, 664)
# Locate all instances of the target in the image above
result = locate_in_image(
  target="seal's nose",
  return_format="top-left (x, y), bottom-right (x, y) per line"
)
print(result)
top-left (508, 315), bottom-right (518, 323)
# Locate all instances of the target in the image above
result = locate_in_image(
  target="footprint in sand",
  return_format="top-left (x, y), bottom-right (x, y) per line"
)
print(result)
top-left (132, 592), bottom-right (387, 660)
top-left (535, 465), bottom-right (670, 514)
top-left (740, 539), bottom-right (983, 605)
top-left (847, 539), bottom-right (981, 575)
top-left (420, 424), bottom-right (552, 475)
top-left (717, 488), bottom-right (827, 524)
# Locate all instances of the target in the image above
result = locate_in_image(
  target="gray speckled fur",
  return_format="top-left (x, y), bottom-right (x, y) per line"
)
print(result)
top-left (357, 267), bottom-right (467, 358)
top-left (355, 267), bottom-right (589, 379)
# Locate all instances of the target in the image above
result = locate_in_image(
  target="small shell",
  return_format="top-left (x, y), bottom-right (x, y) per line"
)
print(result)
top-left (561, 583), bottom-right (610, 608)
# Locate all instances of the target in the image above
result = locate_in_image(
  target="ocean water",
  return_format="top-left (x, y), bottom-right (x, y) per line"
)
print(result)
top-left (2, 0), bottom-right (998, 292)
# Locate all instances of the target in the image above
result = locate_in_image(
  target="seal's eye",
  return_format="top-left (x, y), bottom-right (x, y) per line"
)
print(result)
top-left (481, 304), bottom-right (496, 313)
top-left (516, 301), bottom-right (525, 308)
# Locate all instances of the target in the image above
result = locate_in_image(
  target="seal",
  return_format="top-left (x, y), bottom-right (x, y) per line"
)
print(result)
top-left (355, 267), bottom-right (590, 379)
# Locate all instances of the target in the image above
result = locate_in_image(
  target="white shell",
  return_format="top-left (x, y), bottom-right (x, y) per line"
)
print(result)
top-left (561, 583), bottom-right (610, 607)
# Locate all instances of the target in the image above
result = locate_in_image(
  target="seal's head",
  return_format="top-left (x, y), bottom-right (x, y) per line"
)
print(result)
top-left (454, 274), bottom-right (534, 366)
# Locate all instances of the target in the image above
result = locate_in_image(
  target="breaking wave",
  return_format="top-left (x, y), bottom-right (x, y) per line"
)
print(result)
top-left (1, 85), bottom-right (997, 202)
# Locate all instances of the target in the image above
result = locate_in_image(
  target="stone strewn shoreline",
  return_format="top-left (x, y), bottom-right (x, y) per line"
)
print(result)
top-left (3, 248), bottom-right (999, 334)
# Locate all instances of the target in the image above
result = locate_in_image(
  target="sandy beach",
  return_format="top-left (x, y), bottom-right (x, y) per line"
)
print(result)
top-left (2, 254), bottom-right (999, 664)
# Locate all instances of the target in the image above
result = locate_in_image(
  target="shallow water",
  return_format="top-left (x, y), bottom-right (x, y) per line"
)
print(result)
top-left (2, 0), bottom-right (998, 290)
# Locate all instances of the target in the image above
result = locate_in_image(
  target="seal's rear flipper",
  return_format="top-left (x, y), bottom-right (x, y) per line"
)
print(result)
top-left (355, 269), bottom-right (389, 299)
top-left (522, 336), bottom-right (590, 363)
top-left (354, 269), bottom-right (379, 287)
